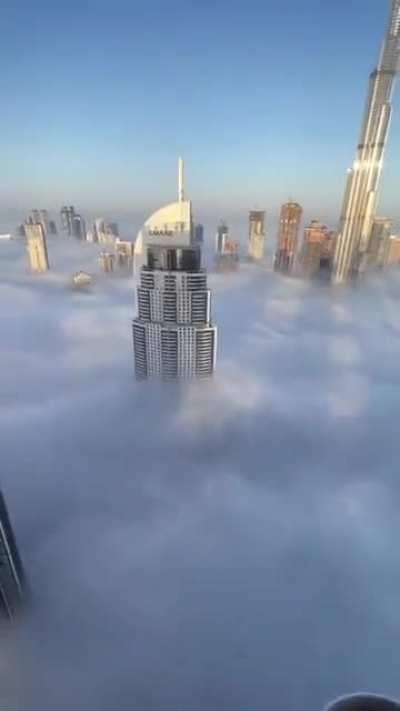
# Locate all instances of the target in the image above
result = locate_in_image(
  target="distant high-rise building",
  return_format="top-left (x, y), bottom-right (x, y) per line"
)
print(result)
top-left (215, 221), bottom-right (229, 256)
top-left (215, 222), bottom-right (239, 271)
top-left (60, 206), bottom-right (85, 239)
top-left (115, 239), bottom-right (134, 268)
top-left (195, 224), bottom-right (204, 244)
top-left (133, 158), bottom-right (217, 381)
top-left (92, 219), bottom-right (102, 243)
top-left (25, 222), bottom-right (50, 273)
top-left (72, 214), bottom-right (86, 240)
top-left (248, 210), bottom-right (266, 262)
top-left (0, 491), bottom-right (26, 621)
top-left (86, 230), bottom-right (95, 243)
top-left (275, 202), bottom-right (303, 273)
top-left (386, 235), bottom-right (400, 265)
top-left (299, 219), bottom-right (336, 279)
top-left (108, 222), bottom-right (119, 237)
top-left (60, 206), bottom-right (76, 235)
top-left (367, 217), bottom-right (393, 269)
top-left (39, 210), bottom-right (49, 232)
top-left (31, 210), bottom-right (44, 233)
top-left (29, 209), bottom-right (50, 236)
top-left (333, 0), bottom-right (400, 284)
top-left (98, 251), bottom-right (115, 273)
top-left (93, 219), bottom-right (119, 245)
top-left (217, 238), bottom-right (240, 271)
top-left (27, 210), bottom-right (57, 237)
top-left (319, 230), bottom-right (337, 280)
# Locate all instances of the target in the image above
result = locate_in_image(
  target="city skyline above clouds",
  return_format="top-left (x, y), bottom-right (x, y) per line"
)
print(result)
top-left (1, 0), bottom-right (399, 225)
top-left (2, 2), bottom-right (400, 707)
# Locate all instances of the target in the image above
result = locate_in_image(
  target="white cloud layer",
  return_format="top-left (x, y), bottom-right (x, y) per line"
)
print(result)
top-left (1, 236), bottom-right (400, 710)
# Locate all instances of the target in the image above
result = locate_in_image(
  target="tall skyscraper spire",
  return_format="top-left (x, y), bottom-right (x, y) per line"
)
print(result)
top-left (133, 160), bottom-right (217, 381)
top-left (178, 156), bottom-right (185, 203)
top-left (333, 1), bottom-right (400, 284)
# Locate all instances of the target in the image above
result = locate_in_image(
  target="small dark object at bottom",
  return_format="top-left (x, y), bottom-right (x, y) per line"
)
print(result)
top-left (326, 695), bottom-right (400, 711)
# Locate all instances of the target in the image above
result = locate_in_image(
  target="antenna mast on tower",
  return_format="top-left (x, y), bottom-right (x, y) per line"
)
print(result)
top-left (178, 157), bottom-right (185, 202)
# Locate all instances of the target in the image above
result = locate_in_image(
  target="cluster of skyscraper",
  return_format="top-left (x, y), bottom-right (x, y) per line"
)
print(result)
top-left (217, 197), bottom-right (400, 283)
top-left (274, 205), bottom-right (400, 280)
top-left (60, 206), bottom-right (86, 240)
top-left (244, 1), bottom-right (400, 284)
top-left (22, 205), bottom-right (133, 275)
top-left (217, 204), bottom-right (336, 280)
top-left (274, 207), bottom-right (338, 282)
top-left (17, 0), bottom-right (400, 388)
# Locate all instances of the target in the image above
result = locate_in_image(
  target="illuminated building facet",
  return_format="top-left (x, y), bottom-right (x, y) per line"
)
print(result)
top-left (299, 219), bottom-right (336, 279)
top-left (275, 202), bottom-right (303, 273)
top-left (386, 235), bottom-right (400, 265)
top-left (333, 1), bottom-right (400, 283)
top-left (25, 222), bottom-right (50, 273)
top-left (248, 210), bottom-right (266, 262)
top-left (368, 217), bottom-right (393, 269)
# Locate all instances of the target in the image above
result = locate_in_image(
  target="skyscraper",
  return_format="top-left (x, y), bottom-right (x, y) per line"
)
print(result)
top-left (248, 210), bottom-right (266, 262)
top-left (215, 221), bottom-right (229, 256)
top-left (194, 224), bottom-right (204, 244)
top-left (333, 0), bottom-right (400, 284)
top-left (30, 209), bottom-right (49, 235)
top-left (92, 219), bottom-right (119, 245)
top-left (60, 206), bottom-right (86, 239)
top-left (25, 222), bottom-right (50, 272)
top-left (48, 220), bottom-right (58, 235)
top-left (299, 219), bottom-right (336, 279)
top-left (386, 234), bottom-right (400, 265)
top-left (0, 492), bottom-right (26, 621)
top-left (133, 159), bottom-right (217, 381)
top-left (115, 239), bottom-right (134, 268)
top-left (60, 206), bottom-right (76, 235)
top-left (275, 202), bottom-right (303, 273)
top-left (368, 217), bottom-right (393, 269)
top-left (72, 214), bottom-right (86, 240)
top-left (319, 229), bottom-right (337, 280)
top-left (98, 251), bottom-right (115, 273)
top-left (214, 221), bottom-right (239, 271)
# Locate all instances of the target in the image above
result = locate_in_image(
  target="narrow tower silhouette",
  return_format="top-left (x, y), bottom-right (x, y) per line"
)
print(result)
top-left (0, 492), bottom-right (26, 621)
top-left (333, 1), bottom-right (400, 284)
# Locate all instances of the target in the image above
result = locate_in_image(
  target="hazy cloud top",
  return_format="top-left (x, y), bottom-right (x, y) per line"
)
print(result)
top-left (1, 236), bottom-right (400, 710)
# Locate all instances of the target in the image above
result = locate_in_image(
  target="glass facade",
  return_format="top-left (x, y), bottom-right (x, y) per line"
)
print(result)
top-left (0, 493), bottom-right (26, 621)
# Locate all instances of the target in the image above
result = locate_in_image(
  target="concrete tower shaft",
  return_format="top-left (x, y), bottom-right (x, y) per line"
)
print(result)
top-left (333, 0), bottom-right (400, 284)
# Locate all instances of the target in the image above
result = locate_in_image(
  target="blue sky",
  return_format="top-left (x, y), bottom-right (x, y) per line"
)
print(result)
top-left (1, 0), bottom-right (399, 226)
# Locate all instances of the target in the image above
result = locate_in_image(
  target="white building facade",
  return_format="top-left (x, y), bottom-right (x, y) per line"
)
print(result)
top-left (248, 210), bottom-right (266, 262)
top-left (132, 160), bottom-right (217, 381)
